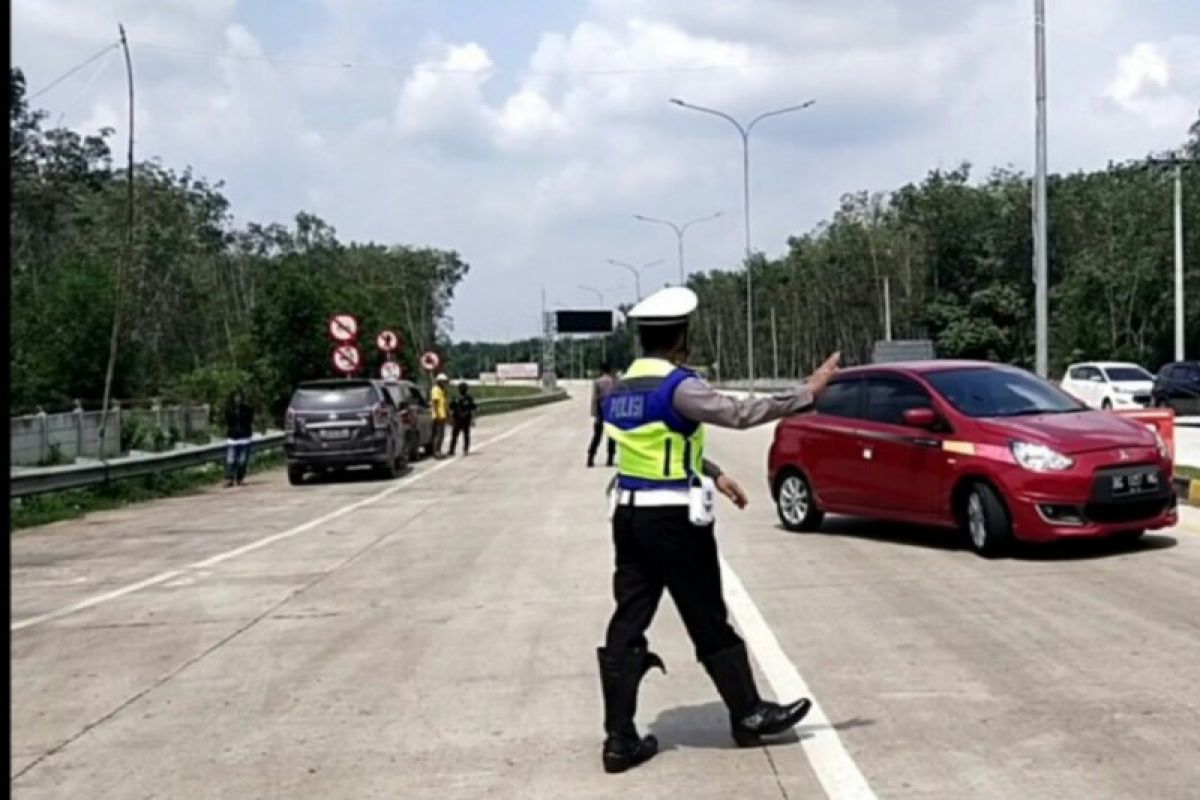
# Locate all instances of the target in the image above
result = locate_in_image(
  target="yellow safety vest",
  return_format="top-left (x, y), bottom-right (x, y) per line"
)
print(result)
top-left (603, 358), bottom-right (705, 490)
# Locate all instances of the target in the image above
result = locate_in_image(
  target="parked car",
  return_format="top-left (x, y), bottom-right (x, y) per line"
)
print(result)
top-left (1060, 361), bottom-right (1154, 410)
top-left (284, 379), bottom-right (414, 485)
top-left (768, 361), bottom-right (1177, 557)
top-left (379, 379), bottom-right (436, 457)
top-left (1151, 361), bottom-right (1200, 415)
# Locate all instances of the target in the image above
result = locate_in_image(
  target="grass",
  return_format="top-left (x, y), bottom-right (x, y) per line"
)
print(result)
top-left (1176, 464), bottom-right (1200, 482)
top-left (9, 449), bottom-right (286, 531)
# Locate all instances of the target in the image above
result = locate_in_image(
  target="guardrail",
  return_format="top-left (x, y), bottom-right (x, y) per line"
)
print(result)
top-left (9, 433), bottom-right (286, 499)
top-left (9, 390), bottom-right (570, 498)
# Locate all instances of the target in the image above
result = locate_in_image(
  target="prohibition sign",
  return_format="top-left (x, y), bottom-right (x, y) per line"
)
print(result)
top-left (332, 344), bottom-right (361, 374)
top-left (376, 329), bottom-right (400, 353)
top-left (420, 351), bottom-right (441, 372)
top-left (328, 313), bottom-right (359, 343)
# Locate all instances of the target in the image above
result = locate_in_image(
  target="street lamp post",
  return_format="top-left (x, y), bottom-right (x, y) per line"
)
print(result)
top-left (670, 97), bottom-right (815, 391)
top-left (607, 258), bottom-right (664, 302)
top-left (633, 211), bottom-right (723, 285)
top-left (580, 285), bottom-right (608, 363)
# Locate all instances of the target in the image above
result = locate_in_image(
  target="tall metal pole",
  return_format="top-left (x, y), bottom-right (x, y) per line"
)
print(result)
top-left (1175, 164), bottom-right (1185, 360)
top-left (883, 276), bottom-right (893, 341)
top-left (634, 213), bottom-right (722, 285)
top-left (97, 24), bottom-right (135, 458)
top-left (1033, 0), bottom-right (1049, 377)
top-left (670, 98), bottom-right (815, 390)
top-left (608, 258), bottom-right (663, 302)
top-left (770, 306), bottom-right (779, 381)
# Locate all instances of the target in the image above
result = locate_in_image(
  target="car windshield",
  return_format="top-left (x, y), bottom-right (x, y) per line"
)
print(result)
top-left (292, 386), bottom-right (376, 410)
top-left (1104, 366), bottom-right (1153, 382)
top-left (926, 368), bottom-right (1082, 418)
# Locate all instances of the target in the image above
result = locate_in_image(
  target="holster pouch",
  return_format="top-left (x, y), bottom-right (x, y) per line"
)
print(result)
top-left (688, 475), bottom-right (716, 526)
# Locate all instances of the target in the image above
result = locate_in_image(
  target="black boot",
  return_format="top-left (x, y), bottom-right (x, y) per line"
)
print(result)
top-left (597, 646), bottom-right (666, 773)
top-left (701, 643), bottom-right (812, 748)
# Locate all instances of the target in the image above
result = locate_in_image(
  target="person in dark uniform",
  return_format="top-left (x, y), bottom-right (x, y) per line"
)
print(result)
top-left (447, 382), bottom-right (477, 456)
top-left (596, 287), bottom-right (840, 773)
top-left (223, 390), bottom-right (255, 487)
top-left (587, 362), bottom-right (617, 468)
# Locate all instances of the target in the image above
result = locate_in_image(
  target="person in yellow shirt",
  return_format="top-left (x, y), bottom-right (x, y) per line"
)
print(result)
top-left (430, 373), bottom-right (450, 458)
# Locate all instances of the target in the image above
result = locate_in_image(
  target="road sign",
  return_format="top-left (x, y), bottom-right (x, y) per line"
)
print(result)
top-left (376, 329), bottom-right (400, 353)
top-left (380, 361), bottom-right (402, 381)
top-left (328, 313), bottom-right (359, 343)
top-left (332, 344), bottom-right (361, 374)
top-left (420, 351), bottom-right (441, 372)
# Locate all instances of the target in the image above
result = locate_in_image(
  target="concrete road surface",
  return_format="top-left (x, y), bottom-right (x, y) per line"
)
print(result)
top-left (11, 395), bottom-right (1200, 799)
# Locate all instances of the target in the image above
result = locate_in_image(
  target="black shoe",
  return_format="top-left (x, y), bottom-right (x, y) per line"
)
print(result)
top-left (701, 643), bottom-right (811, 747)
top-left (597, 646), bottom-right (666, 773)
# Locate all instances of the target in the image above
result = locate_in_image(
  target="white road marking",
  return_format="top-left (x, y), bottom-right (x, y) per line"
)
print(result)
top-left (720, 555), bottom-right (878, 800)
top-left (11, 415), bottom-right (545, 632)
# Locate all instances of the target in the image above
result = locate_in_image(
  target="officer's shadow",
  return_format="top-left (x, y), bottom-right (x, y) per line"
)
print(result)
top-left (648, 702), bottom-right (873, 751)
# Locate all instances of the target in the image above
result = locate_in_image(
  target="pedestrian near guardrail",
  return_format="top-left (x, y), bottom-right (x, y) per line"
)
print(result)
top-left (224, 391), bottom-right (254, 487)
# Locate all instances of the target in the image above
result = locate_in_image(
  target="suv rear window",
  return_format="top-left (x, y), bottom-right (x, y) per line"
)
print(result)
top-left (291, 385), bottom-right (378, 410)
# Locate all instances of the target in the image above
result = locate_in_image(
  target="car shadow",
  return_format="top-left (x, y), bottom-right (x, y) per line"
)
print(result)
top-left (647, 701), bottom-right (874, 751)
top-left (778, 519), bottom-right (1177, 561)
top-left (778, 517), bottom-right (964, 552)
top-left (301, 464), bottom-right (415, 485)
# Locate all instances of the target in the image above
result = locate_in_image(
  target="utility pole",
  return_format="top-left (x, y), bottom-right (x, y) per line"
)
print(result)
top-left (1033, 0), bottom-right (1049, 377)
top-left (883, 276), bottom-right (893, 341)
top-left (771, 306), bottom-right (779, 381)
top-left (97, 23), bottom-right (135, 458)
top-left (633, 212), bottom-right (723, 285)
top-left (1148, 153), bottom-right (1192, 360)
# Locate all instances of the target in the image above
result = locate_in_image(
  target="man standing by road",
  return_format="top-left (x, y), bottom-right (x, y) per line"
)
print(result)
top-left (430, 373), bottom-right (450, 458)
top-left (447, 382), bottom-right (477, 457)
top-left (224, 390), bottom-right (255, 488)
top-left (587, 362), bottom-right (617, 468)
top-left (596, 286), bottom-right (840, 774)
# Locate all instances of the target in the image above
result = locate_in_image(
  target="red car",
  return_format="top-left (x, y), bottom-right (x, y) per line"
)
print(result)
top-left (767, 361), bottom-right (1178, 557)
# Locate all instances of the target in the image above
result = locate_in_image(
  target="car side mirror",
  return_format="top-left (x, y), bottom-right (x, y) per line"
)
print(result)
top-left (902, 407), bottom-right (938, 429)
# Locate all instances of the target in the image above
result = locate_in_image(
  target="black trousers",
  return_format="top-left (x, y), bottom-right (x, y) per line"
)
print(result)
top-left (604, 505), bottom-right (743, 660)
top-left (588, 419), bottom-right (616, 465)
top-left (449, 420), bottom-right (471, 454)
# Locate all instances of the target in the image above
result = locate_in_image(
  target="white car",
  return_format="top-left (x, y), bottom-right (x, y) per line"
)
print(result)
top-left (1060, 362), bottom-right (1155, 410)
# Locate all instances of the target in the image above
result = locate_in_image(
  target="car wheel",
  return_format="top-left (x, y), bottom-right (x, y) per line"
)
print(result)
top-left (287, 465), bottom-right (305, 486)
top-left (381, 452), bottom-right (404, 479)
top-left (1101, 398), bottom-right (1113, 411)
top-left (963, 482), bottom-right (1013, 558)
top-left (775, 471), bottom-right (824, 532)
top-left (406, 433), bottom-right (420, 462)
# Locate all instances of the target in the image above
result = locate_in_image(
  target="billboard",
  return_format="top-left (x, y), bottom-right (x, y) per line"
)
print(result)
top-left (555, 309), bottom-right (613, 334)
top-left (496, 362), bottom-right (540, 380)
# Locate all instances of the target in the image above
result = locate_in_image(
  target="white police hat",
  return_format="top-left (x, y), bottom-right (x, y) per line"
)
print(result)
top-left (627, 287), bottom-right (698, 326)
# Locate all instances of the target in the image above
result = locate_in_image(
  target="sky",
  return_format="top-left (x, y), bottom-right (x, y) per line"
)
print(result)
top-left (12, 0), bottom-right (1200, 341)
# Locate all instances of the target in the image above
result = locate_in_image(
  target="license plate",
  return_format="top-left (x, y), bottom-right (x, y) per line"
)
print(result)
top-left (321, 428), bottom-right (352, 440)
top-left (1112, 470), bottom-right (1158, 495)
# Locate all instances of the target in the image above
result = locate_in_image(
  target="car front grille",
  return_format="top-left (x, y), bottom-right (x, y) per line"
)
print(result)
top-left (1084, 497), bottom-right (1173, 525)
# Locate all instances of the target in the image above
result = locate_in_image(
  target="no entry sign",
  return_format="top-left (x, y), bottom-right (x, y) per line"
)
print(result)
top-left (328, 313), bottom-right (359, 343)
top-left (420, 351), bottom-right (441, 372)
top-left (332, 344), bottom-right (361, 374)
top-left (376, 329), bottom-right (400, 353)
top-left (380, 361), bottom-right (402, 381)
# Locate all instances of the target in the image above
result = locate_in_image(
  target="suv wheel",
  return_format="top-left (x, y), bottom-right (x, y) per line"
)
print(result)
top-left (775, 471), bottom-right (824, 532)
top-left (287, 465), bottom-right (305, 486)
top-left (964, 482), bottom-right (1013, 558)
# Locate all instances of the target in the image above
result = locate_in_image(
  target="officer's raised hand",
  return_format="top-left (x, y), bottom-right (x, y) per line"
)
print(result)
top-left (715, 474), bottom-right (749, 509)
top-left (805, 352), bottom-right (841, 397)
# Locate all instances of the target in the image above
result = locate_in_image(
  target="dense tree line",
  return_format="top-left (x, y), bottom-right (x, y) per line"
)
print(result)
top-left (9, 67), bottom-right (468, 418)
top-left (684, 115), bottom-right (1200, 379)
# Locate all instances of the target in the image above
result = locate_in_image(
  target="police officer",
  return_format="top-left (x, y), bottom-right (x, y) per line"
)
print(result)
top-left (596, 286), bottom-right (840, 774)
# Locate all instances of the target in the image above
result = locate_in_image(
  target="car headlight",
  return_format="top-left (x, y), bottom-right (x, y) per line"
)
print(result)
top-left (1011, 441), bottom-right (1074, 472)
top-left (1152, 429), bottom-right (1171, 461)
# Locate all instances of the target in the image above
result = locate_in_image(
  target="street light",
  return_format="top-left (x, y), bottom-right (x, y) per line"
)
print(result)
top-left (670, 97), bottom-right (815, 391)
top-left (607, 258), bottom-right (664, 302)
top-left (579, 285), bottom-right (605, 305)
top-left (633, 211), bottom-right (723, 285)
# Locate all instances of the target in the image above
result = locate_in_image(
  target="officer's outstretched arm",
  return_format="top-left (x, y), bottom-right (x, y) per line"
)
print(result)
top-left (673, 378), bottom-right (814, 430)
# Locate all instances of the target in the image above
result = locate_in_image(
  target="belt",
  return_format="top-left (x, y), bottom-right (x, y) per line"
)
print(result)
top-left (615, 488), bottom-right (690, 507)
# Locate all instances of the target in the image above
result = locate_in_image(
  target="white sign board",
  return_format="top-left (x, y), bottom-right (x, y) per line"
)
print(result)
top-left (496, 362), bottom-right (540, 381)
top-left (328, 313), bottom-right (359, 343)
top-left (332, 344), bottom-right (361, 374)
